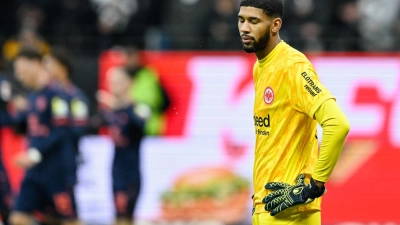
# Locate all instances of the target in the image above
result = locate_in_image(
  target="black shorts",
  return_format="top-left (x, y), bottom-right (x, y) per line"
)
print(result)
top-left (13, 177), bottom-right (78, 220)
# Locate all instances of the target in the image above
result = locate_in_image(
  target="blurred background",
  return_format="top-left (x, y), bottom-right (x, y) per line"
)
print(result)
top-left (0, 0), bottom-right (400, 224)
top-left (1, 0), bottom-right (400, 55)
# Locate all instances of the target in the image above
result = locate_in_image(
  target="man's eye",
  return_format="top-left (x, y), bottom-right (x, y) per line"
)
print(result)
top-left (251, 20), bottom-right (258, 24)
top-left (239, 20), bottom-right (244, 23)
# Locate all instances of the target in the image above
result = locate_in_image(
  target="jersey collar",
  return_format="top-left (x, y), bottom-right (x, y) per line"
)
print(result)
top-left (258, 40), bottom-right (285, 65)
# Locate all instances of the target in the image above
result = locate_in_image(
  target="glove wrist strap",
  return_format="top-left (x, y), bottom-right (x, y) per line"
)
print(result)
top-left (308, 178), bottom-right (326, 199)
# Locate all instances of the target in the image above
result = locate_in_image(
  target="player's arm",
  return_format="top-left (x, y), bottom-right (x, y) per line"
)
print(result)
top-left (0, 98), bottom-right (24, 127)
top-left (27, 96), bottom-right (70, 163)
top-left (9, 94), bottom-right (30, 134)
top-left (311, 98), bottom-right (350, 185)
top-left (70, 96), bottom-right (90, 138)
top-left (0, 96), bottom-right (14, 126)
top-left (289, 63), bottom-right (350, 183)
top-left (17, 125), bottom-right (70, 168)
top-left (28, 127), bottom-right (69, 156)
top-left (0, 79), bottom-right (14, 126)
top-left (129, 103), bottom-right (151, 129)
top-left (263, 62), bottom-right (349, 215)
top-left (0, 110), bottom-right (13, 126)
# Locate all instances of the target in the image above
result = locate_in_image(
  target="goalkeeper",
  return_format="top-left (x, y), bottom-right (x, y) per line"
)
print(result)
top-left (237, 0), bottom-right (350, 224)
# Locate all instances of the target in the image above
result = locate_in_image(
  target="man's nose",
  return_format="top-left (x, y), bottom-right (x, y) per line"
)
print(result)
top-left (239, 21), bottom-right (250, 33)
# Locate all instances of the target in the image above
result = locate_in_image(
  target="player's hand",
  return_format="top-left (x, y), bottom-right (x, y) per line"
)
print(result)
top-left (14, 152), bottom-right (37, 169)
top-left (262, 174), bottom-right (326, 216)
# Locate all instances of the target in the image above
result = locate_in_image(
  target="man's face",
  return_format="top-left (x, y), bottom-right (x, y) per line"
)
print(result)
top-left (13, 57), bottom-right (38, 89)
top-left (42, 55), bottom-right (64, 81)
top-left (108, 68), bottom-right (132, 97)
top-left (238, 6), bottom-right (271, 53)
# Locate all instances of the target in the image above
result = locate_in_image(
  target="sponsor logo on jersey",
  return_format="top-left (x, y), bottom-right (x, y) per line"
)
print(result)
top-left (254, 114), bottom-right (270, 136)
top-left (254, 114), bottom-right (270, 127)
top-left (304, 85), bottom-right (317, 97)
top-left (301, 72), bottom-right (321, 97)
top-left (264, 87), bottom-right (274, 104)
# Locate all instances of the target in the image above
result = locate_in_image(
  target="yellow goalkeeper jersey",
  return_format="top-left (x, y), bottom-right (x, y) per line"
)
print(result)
top-left (252, 41), bottom-right (334, 215)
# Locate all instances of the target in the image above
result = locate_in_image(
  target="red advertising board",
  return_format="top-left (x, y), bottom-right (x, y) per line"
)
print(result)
top-left (99, 51), bottom-right (400, 223)
top-left (1, 51), bottom-right (399, 224)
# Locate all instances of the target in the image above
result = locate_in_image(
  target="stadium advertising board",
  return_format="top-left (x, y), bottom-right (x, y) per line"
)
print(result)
top-left (89, 51), bottom-right (400, 224)
top-left (3, 51), bottom-right (399, 225)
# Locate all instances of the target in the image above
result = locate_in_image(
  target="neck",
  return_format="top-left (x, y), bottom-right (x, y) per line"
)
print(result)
top-left (33, 69), bottom-right (50, 91)
top-left (58, 74), bottom-right (71, 89)
top-left (113, 93), bottom-right (132, 109)
top-left (255, 36), bottom-right (281, 60)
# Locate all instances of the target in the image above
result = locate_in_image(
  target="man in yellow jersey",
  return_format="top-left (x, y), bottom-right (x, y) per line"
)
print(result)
top-left (237, 0), bottom-right (350, 224)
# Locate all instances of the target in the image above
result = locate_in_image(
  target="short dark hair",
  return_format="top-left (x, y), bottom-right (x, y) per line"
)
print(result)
top-left (123, 66), bottom-right (141, 79)
top-left (15, 48), bottom-right (42, 61)
top-left (49, 46), bottom-right (73, 75)
top-left (240, 0), bottom-right (283, 18)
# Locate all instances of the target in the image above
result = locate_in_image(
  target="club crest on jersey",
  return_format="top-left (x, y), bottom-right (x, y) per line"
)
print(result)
top-left (264, 87), bottom-right (274, 104)
top-left (36, 96), bottom-right (47, 112)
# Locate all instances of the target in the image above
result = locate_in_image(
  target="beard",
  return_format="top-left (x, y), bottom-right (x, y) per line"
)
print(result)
top-left (242, 30), bottom-right (270, 53)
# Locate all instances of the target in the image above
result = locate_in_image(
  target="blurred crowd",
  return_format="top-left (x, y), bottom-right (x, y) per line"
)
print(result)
top-left (1, 0), bottom-right (400, 58)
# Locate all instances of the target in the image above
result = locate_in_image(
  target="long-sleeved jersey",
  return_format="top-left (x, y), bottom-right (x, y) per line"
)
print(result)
top-left (103, 104), bottom-right (146, 187)
top-left (0, 75), bottom-right (13, 211)
top-left (252, 41), bottom-right (334, 215)
top-left (61, 83), bottom-right (89, 186)
top-left (15, 84), bottom-right (71, 183)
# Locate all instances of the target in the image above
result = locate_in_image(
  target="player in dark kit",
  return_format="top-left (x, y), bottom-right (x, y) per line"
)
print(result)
top-left (95, 67), bottom-right (150, 225)
top-left (0, 58), bottom-right (15, 225)
top-left (43, 47), bottom-right (89, 190)
top-left (9, 50), bottom-right (82, 225)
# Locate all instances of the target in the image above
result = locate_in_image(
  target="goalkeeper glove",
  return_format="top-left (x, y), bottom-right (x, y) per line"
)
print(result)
top-left (262, 174), bottom-right (326, 216)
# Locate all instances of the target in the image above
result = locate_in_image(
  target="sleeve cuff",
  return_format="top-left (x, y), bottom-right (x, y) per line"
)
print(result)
top-left (311, 174), bottom-right (329, 183)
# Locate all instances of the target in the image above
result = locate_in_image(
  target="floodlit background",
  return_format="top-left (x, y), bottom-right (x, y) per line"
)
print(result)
top-left (0, 0), bottom-right (400, 224)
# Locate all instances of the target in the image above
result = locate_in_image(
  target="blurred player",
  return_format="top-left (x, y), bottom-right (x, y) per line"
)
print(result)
top-left (96, 67), bottom-right (150, 225)
top-left (42, 47), bottom-right (89, 190)
top-left (237, 0), bottom-right (350, 224)
top-left (9, 49), bottom-right (81, 225)
top-left (0, 56), bottom-right (14, 225)
top-left (122, 46), bottom-right (170, 136)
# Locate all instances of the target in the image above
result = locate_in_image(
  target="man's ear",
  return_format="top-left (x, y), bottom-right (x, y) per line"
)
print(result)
top-left (271, 18), bottom-right (282, 33)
